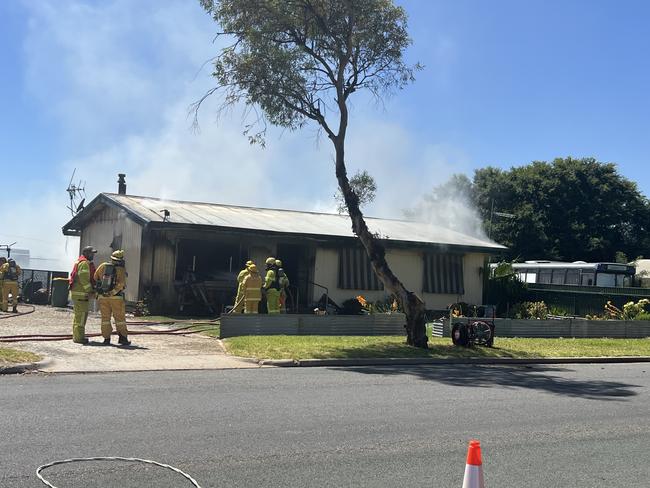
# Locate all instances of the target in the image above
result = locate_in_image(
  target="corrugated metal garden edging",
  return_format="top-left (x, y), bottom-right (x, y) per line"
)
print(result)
top-left (220, 313), bottom-right (406, 338)
top-left (437, 318), bottom-right (650, 339)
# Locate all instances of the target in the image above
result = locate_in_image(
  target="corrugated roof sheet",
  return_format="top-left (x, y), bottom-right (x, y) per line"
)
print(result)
top-left (101, 193), bottom-right (506, 251)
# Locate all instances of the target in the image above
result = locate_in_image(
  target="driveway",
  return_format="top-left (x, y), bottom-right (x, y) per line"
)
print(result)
top-left (0, 305), bottom-right (258, 372)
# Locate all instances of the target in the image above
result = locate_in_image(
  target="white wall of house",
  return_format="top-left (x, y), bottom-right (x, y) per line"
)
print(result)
top-left (79, 206), bottom-right (142, 303)
top-left (313, 247), bottom-right (487, 309)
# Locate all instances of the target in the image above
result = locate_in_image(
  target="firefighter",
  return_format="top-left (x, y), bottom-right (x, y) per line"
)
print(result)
top-left (69, 246), bottom-right (97, 343)
top-left (94, 250), bottom-right (131, 346)
top-left (0, 258), bottom-right (21, 313)
top-left (0, 256), bottom-right (6, 311)
top-left (242, 263), bottom-right (263, 313)
top-left (263, 257), bottom-right (281, 314)
top-left (275, 259), bottom-right (290, 313)
top-left (233, 260), bottom-right (254, 313)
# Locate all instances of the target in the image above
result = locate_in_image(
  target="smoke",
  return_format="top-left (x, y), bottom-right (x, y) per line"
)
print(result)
top-left (403, 176), bottom-right (488, 240)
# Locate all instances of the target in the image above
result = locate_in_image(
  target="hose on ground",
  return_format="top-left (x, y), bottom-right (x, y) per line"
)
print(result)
top-left (0, 322), bottom-right (220, 343)
top-left (36, 456), bottom-right (202, 487)
top-left (0, 304), bottom-right (36, 319)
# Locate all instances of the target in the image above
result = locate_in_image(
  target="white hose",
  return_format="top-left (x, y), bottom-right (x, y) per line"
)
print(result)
top-left (36, 456), bottom-right (202, 487)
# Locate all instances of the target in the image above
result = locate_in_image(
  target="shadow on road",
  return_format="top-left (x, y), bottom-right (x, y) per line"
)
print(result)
top-left (335, 364), bottom-right (641, 400)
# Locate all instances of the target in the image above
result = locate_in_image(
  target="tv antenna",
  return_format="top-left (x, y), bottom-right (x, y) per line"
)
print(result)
top-left (66, 169), bottom-right (86, 217)
top-left (0, 242), bottom-right (17, 258)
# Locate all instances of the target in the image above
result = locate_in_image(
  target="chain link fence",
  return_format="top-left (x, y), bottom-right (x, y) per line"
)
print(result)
top-left (16, 269), bottom-right (69, 305)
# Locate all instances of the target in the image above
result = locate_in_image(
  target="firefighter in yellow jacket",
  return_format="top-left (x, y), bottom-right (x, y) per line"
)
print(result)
top-left (94, 250), bottom-right (131, 346)
top-left (0, 256), bottom-right (6, 311)
top-left (0, 258), bottom-right (22, 313)
top-left (69, 246), bottom-right (97, 344)
top-left (275, 259), bottom-right (290, 313)
top-left (233, 260), bottom-right (253, 313)
top-left (263, 257), bottom-right (281, 314)
top-left (242, 263), bottom-right (263, 313)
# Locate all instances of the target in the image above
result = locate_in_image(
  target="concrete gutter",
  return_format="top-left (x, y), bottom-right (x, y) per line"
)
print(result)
top-left (258, 356), bottom-right (650, 367)
top-left (0, 358), bottom-right (52, 375)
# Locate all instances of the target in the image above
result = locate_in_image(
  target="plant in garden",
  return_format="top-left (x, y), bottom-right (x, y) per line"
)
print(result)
top-left (604, 299), bottom-right (650, 320)
top-left (513, 301), bottom-right (549, 320)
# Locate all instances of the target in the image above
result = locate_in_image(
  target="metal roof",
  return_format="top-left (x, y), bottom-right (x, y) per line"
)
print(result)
top-left (65, 193), bottom-right (506, 252)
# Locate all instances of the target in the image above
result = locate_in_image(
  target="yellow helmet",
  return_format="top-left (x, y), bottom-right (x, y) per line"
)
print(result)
top-left (111, 250), bottom-right (125, 260)
top-left (248, 264), bottom-right (258, 273)
top-left (265, 257), bottom-right (276, 265)
top-left (275, 259), bottom-right (283, 267)
top-left (245, 260), bottom-right (254, 266)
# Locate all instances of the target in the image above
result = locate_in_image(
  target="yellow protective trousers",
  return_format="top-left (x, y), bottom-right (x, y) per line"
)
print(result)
top-left (98, 295), bottom-right (128, 340)
top-left (1, 281), bottom-right (18, 312)
top-left (244, 298), bottom-right (260, 314)
top-left (233, 284), bottom-right (245, 313)
top-left (70, 291), bottom-right (90, 343)
top-left (266, 289), bottom-right (281, 314)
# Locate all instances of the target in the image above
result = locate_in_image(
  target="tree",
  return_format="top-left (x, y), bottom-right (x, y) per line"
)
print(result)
top-left (196, 0), bottom-right (427, 347)
top-left (471, 157), bottom-right (650, 262)
top-left (334, 170), bottom-right (376, 214)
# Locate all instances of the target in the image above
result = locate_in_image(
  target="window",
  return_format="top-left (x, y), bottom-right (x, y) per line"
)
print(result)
top-left (423, 253), bottom-right (464, 294)
top-left (538, 270), bottom-right (552, 284)
top-left (565, 270), bottom-right (580, 285)
top-left (551, 269), bottom-right (566, 284)
top-left (525, 272), bottom-right (537, 283)
top-left (596, 273), bottom-right (616, 287)
top-left (581, 273), bottom-right (594, 286)
top-left (338, 248), bottom-right (383, 290)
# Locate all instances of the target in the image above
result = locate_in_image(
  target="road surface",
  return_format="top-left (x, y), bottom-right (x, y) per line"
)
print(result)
top-left (1, 363), bottom-right (649, 487)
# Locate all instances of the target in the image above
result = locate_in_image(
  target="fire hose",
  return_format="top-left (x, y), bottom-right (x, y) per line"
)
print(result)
top-left (0, 321), bottom-right (220, 343)
top-left (0, 304), bottom-right (36, 319)
top-left (36, 456), bottom-right (202, 487)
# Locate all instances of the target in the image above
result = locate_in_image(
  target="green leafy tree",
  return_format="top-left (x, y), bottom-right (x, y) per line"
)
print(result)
top-left (196, 0), bottom-right (427, 347)
top-left (471, 157), bottom-right (650, 261)
top-left (335, 170), bottom-right (377, 214)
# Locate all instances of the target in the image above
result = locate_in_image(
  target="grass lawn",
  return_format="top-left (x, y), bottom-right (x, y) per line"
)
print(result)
top-left (222, 335), bottom-right (650, 361)
top-left (0, 347), bottom-right (42, 366)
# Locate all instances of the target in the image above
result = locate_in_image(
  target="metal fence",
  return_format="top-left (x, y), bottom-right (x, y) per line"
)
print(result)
top-left (526, 283), bottom-right (650, 316)
top-left (17, 269), bottom-right (68, 305)
top-left (435, 318), bottom-right (650, 339)
top-left (220, 313), bottom-right (407, 338)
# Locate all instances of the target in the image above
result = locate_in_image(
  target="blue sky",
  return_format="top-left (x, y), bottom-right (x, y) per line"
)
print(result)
top-left (1, 0), bottom-right (649, 263)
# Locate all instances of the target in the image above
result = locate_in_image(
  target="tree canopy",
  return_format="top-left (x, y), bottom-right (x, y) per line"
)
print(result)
top-left (466, 157), bottom-right (650, 262)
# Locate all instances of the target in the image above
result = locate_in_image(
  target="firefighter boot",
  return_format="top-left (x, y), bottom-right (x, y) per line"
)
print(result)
top-left (118, 334), bottom-right (131, 346)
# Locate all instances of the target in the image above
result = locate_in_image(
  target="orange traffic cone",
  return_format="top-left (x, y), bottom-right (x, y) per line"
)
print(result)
top-left (462, 440), bottom-right (485, 488)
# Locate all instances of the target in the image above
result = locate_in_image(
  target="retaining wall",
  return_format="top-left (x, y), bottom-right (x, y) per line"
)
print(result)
top-left (435, 318), bottom-right (650, 339)
top-left (220, 313), bottom-right (406, 338)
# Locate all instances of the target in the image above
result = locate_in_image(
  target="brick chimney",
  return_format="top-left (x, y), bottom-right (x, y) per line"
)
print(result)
top-left (118, 173), bottom-right (127, 195)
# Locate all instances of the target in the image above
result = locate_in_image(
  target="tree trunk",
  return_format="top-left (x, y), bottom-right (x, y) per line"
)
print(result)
top-left (333, 139), bottom-right (428, 348)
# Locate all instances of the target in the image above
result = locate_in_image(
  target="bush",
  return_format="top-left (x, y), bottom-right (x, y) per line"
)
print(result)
top-left (633, 312), bottom-right (650, 321)
top-left (605, 299), bottom-right (650, 320)
top-left (512, 301), bottom-right (549, 320)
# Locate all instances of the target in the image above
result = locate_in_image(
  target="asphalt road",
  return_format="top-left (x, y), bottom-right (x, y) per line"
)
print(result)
top-left (1, 363), bottom-right (649, 487)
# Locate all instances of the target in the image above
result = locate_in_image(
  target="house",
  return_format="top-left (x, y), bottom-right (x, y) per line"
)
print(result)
top-left (62, 180), bottom-right (505, 314)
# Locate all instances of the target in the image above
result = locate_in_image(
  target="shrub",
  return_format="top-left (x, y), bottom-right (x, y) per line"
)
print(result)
top-left (605, 299), bottom-right (650, 320)
top-left (513, 301), bottom-right (549, 320)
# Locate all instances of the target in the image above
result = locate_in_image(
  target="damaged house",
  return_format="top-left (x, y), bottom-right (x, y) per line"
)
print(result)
top-left (62, 180), bottom-right (505, 314)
